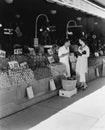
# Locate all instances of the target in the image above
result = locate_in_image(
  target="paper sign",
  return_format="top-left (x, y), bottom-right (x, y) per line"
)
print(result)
top-left (28, 47), bottom-right (36, 55)
top-left (8, 61), bottom-right (19, 70)
top-left (50, 79), bottom-right (56, 91)
top-left (48, 56), bottom-right (55, 64)
top-left (20, 62), bottom-right (28, 69)
top-left (26, 86), bottom-right (34, 99)
top-left (14, 49), bottom-right (22, 55)
top-left (0, 50), bottom-right (6, 58)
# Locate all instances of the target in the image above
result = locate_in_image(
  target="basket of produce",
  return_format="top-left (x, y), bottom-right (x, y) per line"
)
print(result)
top-left (62, 79), bottom-right (77, 91)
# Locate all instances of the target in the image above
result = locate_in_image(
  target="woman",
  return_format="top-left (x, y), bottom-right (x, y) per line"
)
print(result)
top-left (76, 38), bottom-right (90, 90)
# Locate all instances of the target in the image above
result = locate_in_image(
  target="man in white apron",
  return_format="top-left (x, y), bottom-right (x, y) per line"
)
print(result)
top-left (58, 39), bottom-right (71, 78)
top-left (76, 38), bottom-right (90, 90)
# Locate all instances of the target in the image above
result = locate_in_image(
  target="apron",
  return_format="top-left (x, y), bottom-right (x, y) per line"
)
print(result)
top-left (58, 45), bottom-right (71, 77)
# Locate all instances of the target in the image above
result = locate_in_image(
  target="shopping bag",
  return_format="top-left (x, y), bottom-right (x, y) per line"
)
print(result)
top-left (26, 86), bottom-right (34, 99)
top-left (50, 78), bottom-right (56, 91)
top-left (102, 59), bottom-right (105, 76)
top-left (95, 67), bottom-right (99, 77)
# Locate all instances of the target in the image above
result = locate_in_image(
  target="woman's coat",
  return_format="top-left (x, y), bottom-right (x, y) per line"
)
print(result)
top-left (76, 45), bottom-right (90, 82)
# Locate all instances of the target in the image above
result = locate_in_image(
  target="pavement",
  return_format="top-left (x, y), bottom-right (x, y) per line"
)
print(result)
top-left (0, 77), bottom-right (105, 130)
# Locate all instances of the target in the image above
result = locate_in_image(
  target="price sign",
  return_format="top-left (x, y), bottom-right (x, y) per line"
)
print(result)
top-left (0, 50), bottom-right (6, 58)
top-left (8, 61), bottom-right (20, 70)
top-left (14, 48), bottom-right (22, 55)
top-left (20, 62), bottom-right (28, 69)
top-left (48, 56), bottom-right (55, 64)
top-left (48, 49), bottom-right (53, 55)
top-left (28, 47), bottom-right (36, 55)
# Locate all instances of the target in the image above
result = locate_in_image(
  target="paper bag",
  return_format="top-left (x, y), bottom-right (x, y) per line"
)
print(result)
top-left (50, 79), bottom-right (56, 91)
top-left (95, 68), bottom-right (99, 77)
top-left (26, 86), bottom-right (34, 99)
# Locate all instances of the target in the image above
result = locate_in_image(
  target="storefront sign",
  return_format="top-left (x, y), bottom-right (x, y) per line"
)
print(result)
top-left (8, 61), bottom-right (20, 70)
top-left (14, 49), bottom-right (22, 55)
top-left (0, 50), bottom-right (6, 58)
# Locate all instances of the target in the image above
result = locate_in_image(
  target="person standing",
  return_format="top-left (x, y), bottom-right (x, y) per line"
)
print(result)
top-left (58, 39), bottom-right (71, 78)
top-left (76, 37), bottom-right (90, 90)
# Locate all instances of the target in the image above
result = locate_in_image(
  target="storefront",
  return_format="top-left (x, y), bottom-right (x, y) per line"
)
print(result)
top-left (0, 0), bottom-right (105, 118)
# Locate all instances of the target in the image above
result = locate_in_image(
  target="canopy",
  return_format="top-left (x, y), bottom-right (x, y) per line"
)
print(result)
top-left (46, 0), bottom-right (105, 19)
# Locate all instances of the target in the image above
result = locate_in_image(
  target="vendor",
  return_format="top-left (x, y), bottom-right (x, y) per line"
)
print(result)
top-left (58, 39), bottom-right (71, 78)
top-left (76, 37), bottom-right (90, 90)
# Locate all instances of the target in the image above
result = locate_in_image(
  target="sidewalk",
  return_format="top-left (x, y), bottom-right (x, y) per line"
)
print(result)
top-left (0, 77), bottom-right (105, 130)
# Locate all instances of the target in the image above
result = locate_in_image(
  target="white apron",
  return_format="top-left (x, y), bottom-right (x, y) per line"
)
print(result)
top-left (76, 45), bottom-right (90, 82)
top-left (58, 45), bottom-right (71, 77)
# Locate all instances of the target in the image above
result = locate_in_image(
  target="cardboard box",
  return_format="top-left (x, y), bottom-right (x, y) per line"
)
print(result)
top-left (59, 88), bottom-right (77, 98)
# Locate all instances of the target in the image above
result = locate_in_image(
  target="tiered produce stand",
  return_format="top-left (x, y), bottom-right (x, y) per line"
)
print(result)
top-left (0, 49), bottom-right (66, 118)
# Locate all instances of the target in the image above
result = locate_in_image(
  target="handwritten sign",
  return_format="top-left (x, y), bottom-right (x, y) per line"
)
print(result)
top-left (8, 61), bottom-right (20, 70)
top-left (20, 62), bottom-right (28, 69)
top-left (48, 56), bottom-right (55, 64)
top-left (28, 47), bottom-right (36, 55)
top-left (14, 49), bottom-right (22, 55)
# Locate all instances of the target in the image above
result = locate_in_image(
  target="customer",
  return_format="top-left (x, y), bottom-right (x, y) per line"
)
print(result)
top-left (76, 37), bottom-right (90, 90)
top-left (58, 39), bottom-right (71, 78)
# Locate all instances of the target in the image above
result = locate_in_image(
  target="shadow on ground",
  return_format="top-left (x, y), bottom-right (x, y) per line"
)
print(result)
top-left (0, 77), bottom-right (105, 130)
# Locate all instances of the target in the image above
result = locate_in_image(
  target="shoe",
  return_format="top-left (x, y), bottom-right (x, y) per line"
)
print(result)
top-left (82, 85), bottom-right (88, 90)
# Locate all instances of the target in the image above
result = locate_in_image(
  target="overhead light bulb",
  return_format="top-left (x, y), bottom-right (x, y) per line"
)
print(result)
top-left (4, 0), bottom-right (13, 4)
top-left (0, 24), bottom-right (2, 28)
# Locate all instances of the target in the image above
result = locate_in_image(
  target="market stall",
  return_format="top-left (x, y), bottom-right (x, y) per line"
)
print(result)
top-left (0, 46), bottom-right (67, 118)
top-left (0, 43), bottom-right (105, 118)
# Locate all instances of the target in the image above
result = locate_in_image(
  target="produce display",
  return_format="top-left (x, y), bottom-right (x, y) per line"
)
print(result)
top-left (33, 67), bottom-right (51, 80)
top-left (88, 57), bottom-right (103, 67)
top-left (27, 54), bottom-right (49, 69)
top-left (8, 68), bottom-right (35, 86)
top-left (0, 46), bottom-right (58, 88)
top-left (49, 63), bottom-right (67, 77)
top-left (0, 72), bottom-right (11, 88)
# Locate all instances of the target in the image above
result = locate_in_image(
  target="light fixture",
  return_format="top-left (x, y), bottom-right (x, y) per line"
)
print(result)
top-left (94, 22), bottom-right (98, 25)
top-left (0, 24), bottom-right (2, 28)
top-left (77, 17), bottom-right (82, 21)
top-left (51, 10), bottom-right (57, 15)
top-left (67, 31), bottom-right (73, 35)
top-left (34, 14), bottom-right (49, 47)
top-left (15, 14), bottom-right (21, 19)
top-left (4, 0), bottom-right (13, 4)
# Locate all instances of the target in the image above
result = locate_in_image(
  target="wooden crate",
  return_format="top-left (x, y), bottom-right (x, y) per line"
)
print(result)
top-left (0, 87), bottom-right (17, 106)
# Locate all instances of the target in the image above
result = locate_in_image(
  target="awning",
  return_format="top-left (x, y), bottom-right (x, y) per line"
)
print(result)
top-left (46, 0), bottom-right (105, 19)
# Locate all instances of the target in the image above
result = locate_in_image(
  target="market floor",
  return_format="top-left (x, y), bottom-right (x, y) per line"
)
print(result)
top-left (0, 77), bottom-right (105, 130)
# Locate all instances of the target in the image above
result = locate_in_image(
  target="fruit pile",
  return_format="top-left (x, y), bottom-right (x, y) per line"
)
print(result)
top-left (33, 67), bottom-right (51, 80)
top-left (0, 72), bottom-right (11, 89)
top-left (26, 54), bottom-right (49, 70)
top-left (49, 63), bottom-right (67, 77)
top-left (8, 68), bottom-right (35, 86)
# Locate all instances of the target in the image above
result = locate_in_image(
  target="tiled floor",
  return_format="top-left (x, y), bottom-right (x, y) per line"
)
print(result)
top-left (0, 77), bottom-right (105, 130)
